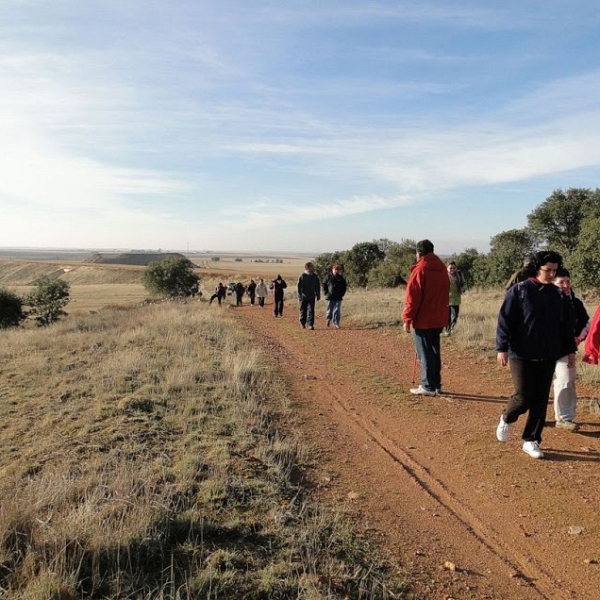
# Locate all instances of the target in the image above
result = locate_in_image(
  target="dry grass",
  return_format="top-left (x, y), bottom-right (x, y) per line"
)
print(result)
top-left (344, 286), bottom-right (600, 391)
top-left (0, 301), bottom-right (405, 599)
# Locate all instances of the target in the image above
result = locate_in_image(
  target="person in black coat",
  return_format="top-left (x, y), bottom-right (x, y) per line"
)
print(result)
top-left (270, 275), bottom-right (287, 317)
top-left (297, 262), bottom-right (320, 329)
top-left (322, 264), bottom-right (347, 328)
top-left (495, 251), bottom-right (576, 459)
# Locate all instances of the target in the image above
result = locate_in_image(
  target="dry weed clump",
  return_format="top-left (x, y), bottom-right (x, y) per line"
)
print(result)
top-left (0, 302), bottom-right (404, 599)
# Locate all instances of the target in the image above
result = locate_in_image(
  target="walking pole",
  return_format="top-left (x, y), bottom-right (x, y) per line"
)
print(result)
top-left (411, 351), bottom-right (418, 384)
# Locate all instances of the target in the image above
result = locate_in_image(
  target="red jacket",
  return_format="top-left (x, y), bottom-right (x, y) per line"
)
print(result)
top-left (403, 252), bottom-right (450, 329)
top-left (583, 304), bottom-right (600, 365)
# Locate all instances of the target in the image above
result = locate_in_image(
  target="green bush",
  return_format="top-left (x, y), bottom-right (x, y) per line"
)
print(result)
top-left (0, 288), bottom-right (25, 329)
top-left (26, 277), bottom-right (71, 326)
top-left (143, 257), bottom-right (200, 298)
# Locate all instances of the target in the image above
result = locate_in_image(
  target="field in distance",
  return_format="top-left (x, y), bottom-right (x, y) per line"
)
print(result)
top-left (0, 250), bottom-right (315, 315)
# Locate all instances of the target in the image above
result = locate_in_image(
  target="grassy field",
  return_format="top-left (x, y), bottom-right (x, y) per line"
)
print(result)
top-left (2, 259), bottom-right (600, 598)
top-left (0, 260), bottom-right (407, 599)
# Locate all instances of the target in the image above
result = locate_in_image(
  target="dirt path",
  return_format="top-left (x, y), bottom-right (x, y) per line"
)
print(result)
top-left (233, 301), bottom-right (600, 599)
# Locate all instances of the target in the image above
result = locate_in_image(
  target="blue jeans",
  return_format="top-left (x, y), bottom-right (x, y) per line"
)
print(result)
top-left (326, 300), bottom-right (342, 326)
top-left (413, 328), bottom-right (442, 391)
top-left (446, 305), bottom-right (460, 333)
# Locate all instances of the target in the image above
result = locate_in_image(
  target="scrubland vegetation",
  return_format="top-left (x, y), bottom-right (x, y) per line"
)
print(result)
top-left (0, 301), bottom-right (404, 599)
top-left (3, 249), bottom-right (600, 598)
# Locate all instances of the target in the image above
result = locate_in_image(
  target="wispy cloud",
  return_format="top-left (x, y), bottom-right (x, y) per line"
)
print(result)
top-left (2, 1), bottom-right (600, 251)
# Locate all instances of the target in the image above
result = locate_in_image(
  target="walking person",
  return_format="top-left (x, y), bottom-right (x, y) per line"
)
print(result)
top-left (403, 240), bottom-right (450, 396)
top-left (297, 262), bottom-right (321, 329)
top-left (270, 275), bottom-right (287, 317)
top-left (322, 264), bottom-right (347, 328)
top-left (247, 279), bottom-right (257, 305)
top-left (209, 282), bottom-right (227, 306)
top-left (256, 278), bottom-right (268, 308)
top-left (445, 261), bottom-right (464, 336)
top-left (552, 268), bottom-right (589, 431)
top-left (495, 251), bottom-right (576, 459)
top-left (234, 282), bottom-right (246, 306)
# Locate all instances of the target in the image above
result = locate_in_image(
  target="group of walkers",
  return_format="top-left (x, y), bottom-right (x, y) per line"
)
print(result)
top-left (403, 238), bottom-right (600, 460)
top-left (208, 262), bottom-right (348, 330)
top-left (206, 242), bottom-right (600, 461)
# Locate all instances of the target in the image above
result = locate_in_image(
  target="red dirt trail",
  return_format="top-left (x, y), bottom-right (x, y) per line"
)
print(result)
top-left (233, 300), bottom-right (600, 600)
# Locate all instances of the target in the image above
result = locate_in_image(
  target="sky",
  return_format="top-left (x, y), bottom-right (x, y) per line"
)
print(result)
top-left (2, 0), bottom-right (600, 255)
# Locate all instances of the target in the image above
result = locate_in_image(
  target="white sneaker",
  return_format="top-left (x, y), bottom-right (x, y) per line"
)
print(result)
top-left (522, 441), bottom-right (544, 459)
top-left (410, 385), bottom-right (436, 396)
top-left (496, 416), bottom-right (512, 442)
top-left (556, 420), bottom-right (579, 432)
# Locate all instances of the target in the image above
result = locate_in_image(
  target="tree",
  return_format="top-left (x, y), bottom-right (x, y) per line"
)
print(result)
top-left (0, 288), bottom-right (25, 329)
top-left (313, 251), bottom-right (348, 282)
top-left (449, 248), bottom-right (486, 288)
top-left (344, 242), bottom-right (385, 288)
top-left (143, 257), bottom-right (200, 298)
top-left (567, 215), bottom-right (600, 292)
top-left (26, 277), bottom-right (71, 326)
top-left (484, 228), bottom-right (537, 287)
top-left (368, 239), bottom-right (416, 288)
top-left (527, 188), bottom-right (600, 257)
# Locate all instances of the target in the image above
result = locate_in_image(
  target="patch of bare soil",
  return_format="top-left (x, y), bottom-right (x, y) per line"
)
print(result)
top-left (233, 300), bottom-right (600, 600)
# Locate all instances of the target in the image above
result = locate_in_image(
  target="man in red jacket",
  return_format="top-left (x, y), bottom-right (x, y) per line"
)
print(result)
top-left (403, 239), bottom-right (450, 396)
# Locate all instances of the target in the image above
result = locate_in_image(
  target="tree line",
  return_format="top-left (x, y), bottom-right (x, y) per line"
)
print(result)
top-left (3, 187), bottom-right (599, 328)
top-left (313, 188), bottom-right (600, 291)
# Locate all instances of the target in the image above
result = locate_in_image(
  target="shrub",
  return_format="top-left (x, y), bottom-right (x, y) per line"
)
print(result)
top-left (143, 257), bottom-right (200, 298)
top-left (0, 288), bottom-right (25, 329)
top-left (26, 277), bottom-right (71, 326)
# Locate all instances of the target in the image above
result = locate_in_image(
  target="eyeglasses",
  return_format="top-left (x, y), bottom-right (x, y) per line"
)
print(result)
top-left (539, 267), bottom-right (558, 273)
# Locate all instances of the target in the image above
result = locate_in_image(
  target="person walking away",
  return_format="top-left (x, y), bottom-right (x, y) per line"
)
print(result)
top-left (256, 278), bottom-right (268, 308)
top-left (235, 282), bottom-right (246, 306)
top-left (403, 240), bottom-right (450, 396)
top-left (445, 261), bottom-right (464, 336)
top-left (297, 262), bottom-right (321, 329)
top-left (270, 275), bottom-right (287, 317)
top-left (495, 251), bottom-right (576, 459)
top-left (552, 268), bottom-right (589, 431)
top-left (322, 264), bottom-right (347, 328)
top-left (247, 279), bottom-right (257, 305)
top-left (209, 283), bottom-right (227, 306)
top-left (505, 255), bottom-right (535, 290)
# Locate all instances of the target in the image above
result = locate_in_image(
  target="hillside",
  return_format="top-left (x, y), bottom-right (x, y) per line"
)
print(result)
top-left (0, 259), bottom-right (145, 286)
top-left (86, 252), bottom-right (193, 267)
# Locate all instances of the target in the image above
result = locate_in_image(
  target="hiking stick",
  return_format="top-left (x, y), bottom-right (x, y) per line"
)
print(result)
top-left (411, 351), bottom-right (418, 384)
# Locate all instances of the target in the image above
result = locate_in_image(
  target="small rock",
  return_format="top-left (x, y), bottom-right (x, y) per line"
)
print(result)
top-left (568, 526), bottom-right (584, 535)
top-left (443, 561), bottom-right (457, 572)
top-left (583, 558), bottom-right (598, 565)
top-left (347, 491), bottom-right (360, 500)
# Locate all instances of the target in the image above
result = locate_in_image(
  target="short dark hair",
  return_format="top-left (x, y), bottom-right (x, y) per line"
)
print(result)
top-left (416, 239), bottom-right (434, 255)
top-left (555, 267), bottom-right (570, 278)
top-left (533, 250), bottom-right (563, 271)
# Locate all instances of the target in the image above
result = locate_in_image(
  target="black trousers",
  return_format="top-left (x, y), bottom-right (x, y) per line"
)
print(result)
top-left (299, 297), bottom-right (316, 327)
top-left (504, 358), bottom-right (555, 443)
top-left (273, 297), bottom-right (284, 316)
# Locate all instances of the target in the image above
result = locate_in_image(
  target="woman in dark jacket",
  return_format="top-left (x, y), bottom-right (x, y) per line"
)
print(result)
top-left (495, 251), bottom-right (576, 459)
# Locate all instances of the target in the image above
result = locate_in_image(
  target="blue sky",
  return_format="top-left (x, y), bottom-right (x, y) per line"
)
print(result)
top-left (2, 0), bottom-right (600, 255)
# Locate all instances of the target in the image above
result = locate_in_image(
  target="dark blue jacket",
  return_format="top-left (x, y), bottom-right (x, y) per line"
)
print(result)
top-left (496, 279), bottom-right (576, 360)
top-left (322, 273), bottom-right (347, 302)
top-left (297, 272), bottom-right (321, 301)
top-left (566, 291), bottom-right (589, 338)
